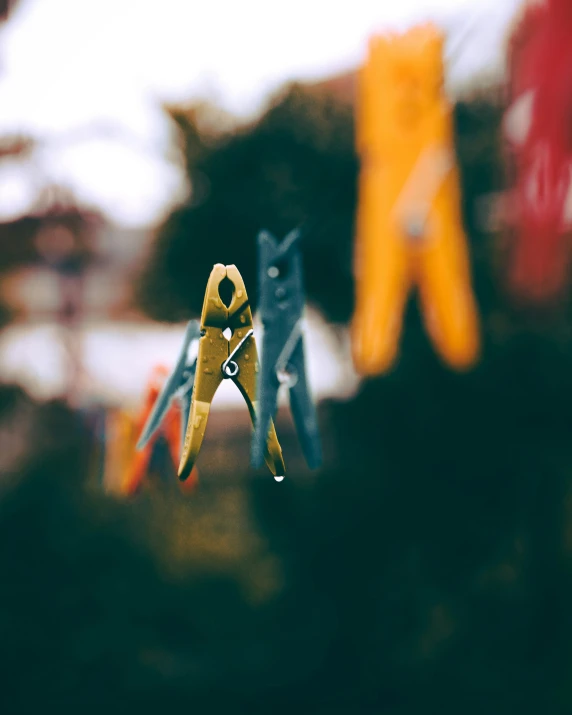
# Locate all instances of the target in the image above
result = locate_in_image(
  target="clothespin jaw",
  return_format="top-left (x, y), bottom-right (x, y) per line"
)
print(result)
top-left (178, 263), bottom-right (286, 482)
top-left (352, 23), bottom-right (480, 375)
top-left (164, 406), bottom-right (199, 494)
top-left (252, 229), bottom-right (322, 470)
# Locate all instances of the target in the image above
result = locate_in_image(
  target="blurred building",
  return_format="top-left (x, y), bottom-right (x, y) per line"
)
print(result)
top-left (0, 164), bottom-right (162, 404)
top-left (0, 177), bottom-right (152, 321)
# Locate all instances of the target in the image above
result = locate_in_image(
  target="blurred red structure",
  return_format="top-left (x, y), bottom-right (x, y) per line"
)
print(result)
top-left (504, 0), bottom-right (572, 302)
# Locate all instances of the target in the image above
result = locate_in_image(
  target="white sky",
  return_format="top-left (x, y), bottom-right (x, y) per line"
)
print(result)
top-left (0, 0), bottom-right (524, 227)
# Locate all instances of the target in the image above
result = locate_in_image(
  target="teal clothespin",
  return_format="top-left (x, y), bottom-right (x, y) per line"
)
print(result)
top-left (137, 320), bottom-right (201, 453)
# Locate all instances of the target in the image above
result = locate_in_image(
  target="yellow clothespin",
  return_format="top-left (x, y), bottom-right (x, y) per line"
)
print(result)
top-left (178, 264), bottom-right (286, 482)
top-left (352, 23), bottom-right (480, 375)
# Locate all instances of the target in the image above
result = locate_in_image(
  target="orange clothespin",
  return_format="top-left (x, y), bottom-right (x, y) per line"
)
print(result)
top-left (102, 407), bottom-right (138, 495)
top-left (123, 365), bottom-right (198, 497)
top-left (352, 23), bottom-right (480, 375)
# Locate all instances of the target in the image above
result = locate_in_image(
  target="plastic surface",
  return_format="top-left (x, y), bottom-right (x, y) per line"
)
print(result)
top-left (352, 24), bottom-right (480, 374)
top-left (178, 264), bottom-right (285, 481)
top-left (504, 0), bottom-right (572, 302)
top-left (105, 365), bottom-right (199, 497)
top-left (252, 228), bottom-right (322, 470)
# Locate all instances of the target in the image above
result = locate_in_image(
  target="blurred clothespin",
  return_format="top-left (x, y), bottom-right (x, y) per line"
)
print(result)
top-left (137, 320), bottom-right (201, 453)
top-left (123, 366), bottom-right (174, 495)
top-left (121, 365), bottom-right (197, 496)
top-left (252, 228), bottom-right (322, 470)
top-left (102, 407), bottom-right (139, 495)
top-left (352, 23), bottom-right (480, 375)
top-left (503, 0), bottom-right (572, 303)
top-left (178, 263), bottom-right (285, 482)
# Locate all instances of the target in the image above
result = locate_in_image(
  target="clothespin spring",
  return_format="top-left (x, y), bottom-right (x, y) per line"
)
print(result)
top-left (392, 146), bottom-right (454, 241)
top-left (221, 328), bottom-right (254, 378)
top-left (275, 319), bottom-right (303, 388)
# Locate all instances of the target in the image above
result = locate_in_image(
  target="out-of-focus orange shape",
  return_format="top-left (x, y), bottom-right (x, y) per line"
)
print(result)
top-left (104, 365), bottom-right (199, 497)
top-left (352, 23), bottom-right (480, 375)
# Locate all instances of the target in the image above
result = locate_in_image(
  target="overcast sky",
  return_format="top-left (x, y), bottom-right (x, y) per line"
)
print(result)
top-left (0, 0), bottom-right (524, 227)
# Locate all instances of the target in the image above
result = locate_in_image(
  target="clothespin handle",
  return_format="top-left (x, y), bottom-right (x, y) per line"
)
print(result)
top-left (137, 321), bottom-right (200, 450)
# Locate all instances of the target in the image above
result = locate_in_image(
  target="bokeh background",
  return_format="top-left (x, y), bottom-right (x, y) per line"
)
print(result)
top-left (1, 0), bottom-right (571, 712)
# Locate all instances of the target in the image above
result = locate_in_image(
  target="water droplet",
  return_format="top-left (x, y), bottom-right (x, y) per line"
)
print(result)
top-left (202, 357), bottom-right (208, 363)
top-left (194, 416), bottom-right (203, 428)
top-left (240, 315), bottom-right (246, 323)
top-left (237, 290), bottom-right (243, 298)
top-left (244, 354), bottom-right (250, 360)
top-left (204, 368), bottom-right (213, 375)
top-left (237, 331), bottom-right (243, 338)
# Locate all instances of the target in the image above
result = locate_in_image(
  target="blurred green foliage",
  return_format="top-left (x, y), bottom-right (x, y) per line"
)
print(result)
top-left (138, 84), bottom-right (357, 323)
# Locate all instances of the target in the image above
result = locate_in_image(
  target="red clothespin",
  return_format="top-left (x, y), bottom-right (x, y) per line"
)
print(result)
top-left (123, 365), bottom-right (198, 497)
top-left (504, 0), bottom-right (572, 302)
